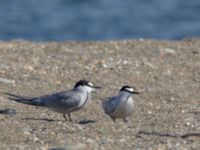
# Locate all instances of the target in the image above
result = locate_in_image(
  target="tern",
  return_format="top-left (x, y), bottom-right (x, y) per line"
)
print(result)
top-left (4, 79), bottom-right (101, 121)
top-left (102, 85), bottom-right (139, 123)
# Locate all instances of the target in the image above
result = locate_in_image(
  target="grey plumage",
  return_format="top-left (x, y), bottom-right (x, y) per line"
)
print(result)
top-left (102, 85), bottom-right (139, 123)
top-left (4, 80), bottom-right (101, 121)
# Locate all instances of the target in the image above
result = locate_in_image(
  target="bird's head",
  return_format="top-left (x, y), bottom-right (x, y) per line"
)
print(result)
top-left (74, 80), bottom-right (102, 93)
top-left (120, 85), bottom-right (139, 94)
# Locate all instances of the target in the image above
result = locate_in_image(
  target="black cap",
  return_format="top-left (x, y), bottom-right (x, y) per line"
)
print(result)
top-left (120, 85), bottom-right (139, 94)
top-left (74, 80), bottom-right (91, 88)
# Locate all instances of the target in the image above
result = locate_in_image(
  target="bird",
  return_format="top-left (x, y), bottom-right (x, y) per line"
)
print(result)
top-left (4, 79), bottom-right (102, 121)
top-left (102, 85), bottom-right (139, 123)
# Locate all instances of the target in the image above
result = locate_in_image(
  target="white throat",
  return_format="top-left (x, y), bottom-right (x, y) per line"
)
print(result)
top-left (119, 90), bottom-right (132, 96)
top-left (85, 86), bottom-right (93, 93)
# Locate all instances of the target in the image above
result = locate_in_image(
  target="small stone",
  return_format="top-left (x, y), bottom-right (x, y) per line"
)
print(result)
top-left (148, 111), bottom-right (152, 114)
top-left (22, 127), bottom-right (33, 135)
top-left (181, 110), bottom-right (185, 113)
top-left (0, 63), bottom-right (8, 69)
top-left (49, 143), bottom-right (86, 150)
top-left (0, 77), bottom-right (15, 84)
top-left (86, 138), bottom-right (94, 144)
top-left (24, 65), bottom-right (35, 71)
top-left (0, 109), bottom-right (16, 116)
top-left (122, 60), bottom-right (128, 65)
top-left (186, 121), bottom-right (190, 126)
top-left (161, 48), bottom-right (176, 54)
top-left (102, 64), bottom-right (108, 68)
top-left (119, 138), bottom-right (126, 143)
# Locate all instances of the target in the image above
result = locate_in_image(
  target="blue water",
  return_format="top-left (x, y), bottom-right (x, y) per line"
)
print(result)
top-left (0, 0), bottom-right (200, 41)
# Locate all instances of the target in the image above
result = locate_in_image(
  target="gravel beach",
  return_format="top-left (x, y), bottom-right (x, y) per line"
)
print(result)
top-left (0, 39), bottom-right (200, 150)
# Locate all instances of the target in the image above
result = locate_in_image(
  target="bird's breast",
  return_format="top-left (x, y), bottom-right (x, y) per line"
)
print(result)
top-left (78, 92), bottom-right (90, 107)
top-left (113, 97), bottom-right (134, 118)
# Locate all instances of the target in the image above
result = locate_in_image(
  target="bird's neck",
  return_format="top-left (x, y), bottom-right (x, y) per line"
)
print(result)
top-left (74, 86), bottom-right (92, 94)
top-left (119, 91), bottom-right (132, 99)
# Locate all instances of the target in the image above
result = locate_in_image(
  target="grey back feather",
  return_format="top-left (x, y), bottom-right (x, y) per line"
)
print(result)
top-left (42, 90), bottom-right (81, 110)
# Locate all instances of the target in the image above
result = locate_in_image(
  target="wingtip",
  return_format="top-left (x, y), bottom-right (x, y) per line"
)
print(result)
top-left (3, 92), bottom-right (25, 101)
top-left (4, 92), bottom-right (19, 98)
top-left (3, 92), bottom-right (9, 95)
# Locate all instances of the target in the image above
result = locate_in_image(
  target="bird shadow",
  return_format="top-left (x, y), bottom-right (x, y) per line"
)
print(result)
top-left (21, 117), bottom-right (63, 122)
top-left (21, 117), bottom-right (96, 124)
top-left (136, 130), bottom-right (200, 139)
top-left (77, 119), bottom-right (96, 125)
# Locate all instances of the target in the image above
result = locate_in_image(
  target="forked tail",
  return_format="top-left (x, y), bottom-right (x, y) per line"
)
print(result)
top-left (4, 92), bottom-right (45, 107)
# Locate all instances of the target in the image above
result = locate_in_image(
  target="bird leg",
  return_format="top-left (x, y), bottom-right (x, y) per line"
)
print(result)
top-left (68, 113), bottom-right (72, 122)
top-left (123, 118), bottom-right (128, 123)
top-left (111, 117), bottom-right (116, 123)
top-left (63, 113), bottom-right (68, 121)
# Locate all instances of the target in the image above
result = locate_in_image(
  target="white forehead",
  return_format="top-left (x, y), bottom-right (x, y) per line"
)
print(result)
top-left (125, 87), bottom-right (134, 92)
top-left (88, 82), bottom-right (93, 87)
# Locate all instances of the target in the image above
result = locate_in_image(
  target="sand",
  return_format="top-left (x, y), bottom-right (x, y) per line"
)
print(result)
top-left (0, 39), bottom-right (200, 149)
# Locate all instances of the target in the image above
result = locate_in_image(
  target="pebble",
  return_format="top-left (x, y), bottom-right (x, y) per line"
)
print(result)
top-left (0, 77), bottom-right (15, 84)
top-left (0, 109), bottom-right (16, 116)
top-left (160, 48), bottom-right (176, 55)
top-left (49, 143), bottom-right (86, 150)
top-left (0, 63), bottom-right (8, 69)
